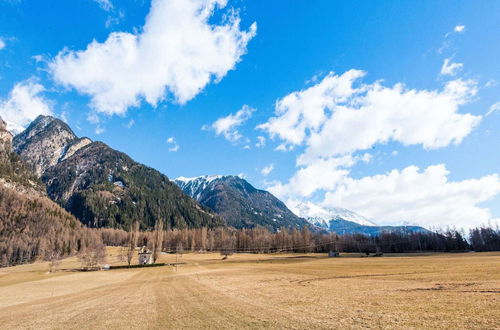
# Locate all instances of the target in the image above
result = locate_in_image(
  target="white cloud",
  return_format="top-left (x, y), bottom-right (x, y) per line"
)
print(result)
top-left (167, 136), bottom-right (179, 152)
top-left (105, 9), bottom-right (125, 29)
top-left (440, 58), bottom-right (463, 76)
top-left (260, 163), bottom-right (274, 176)
top-left (87, 112), bottom-right (101, 124)
top-left (204, 104), bottom-right (254, 143)
top-left (486, 102), bottom-right (500, 116)
top-left (485, 79), bottom-right (497, 88)
top-left (259, 70), bottom-right (480, 165)
top-left (0, 38), bottom-right (5, 51)
top-left (93, 0), bottom-right (113, 11)
top-left (268, 154), bottom-right (365, 199)
top-left (0, 80), bottom-right (53, 133)
top-left (454, 25), bottom-right (466, 33)
top-left (32, 54), bottom-right (45, 63)
top-left (50, 0), bottom-right (257, 115)
top-left (95, 126), bottom-right (105, 134)
top-left (270, 158), bottom-right (500, 229)
top-left (262, 68), bottom-right (498, 229)
top-left (322, 164), bottom-right (500, 229)
top-left (255, 135), bottom-right (266, 148)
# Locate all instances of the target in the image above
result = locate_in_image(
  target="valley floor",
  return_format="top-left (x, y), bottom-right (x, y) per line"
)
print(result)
top-left (0, 249), bottom-right (499, 329)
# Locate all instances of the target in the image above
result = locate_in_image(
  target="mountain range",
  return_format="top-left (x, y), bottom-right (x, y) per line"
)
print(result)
top-left (291, 201), bottom-right (428, 235)
top-left (13, 115), bottom-right (222, 230)
top-left (290, 201), bottom-right (378, 228)
top-left (174, 175), bottom-right (310, 231)
top-left (6, 115), bottom-right (429, 236)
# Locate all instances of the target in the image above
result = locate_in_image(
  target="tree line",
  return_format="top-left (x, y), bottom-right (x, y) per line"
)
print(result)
top-left (3, 209), bottom-right (498, 268)
top-left (98, 224), bottom-right (500, 255)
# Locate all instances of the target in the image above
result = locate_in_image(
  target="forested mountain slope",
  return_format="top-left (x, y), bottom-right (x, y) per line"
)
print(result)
top-left (13, 116), bottom-right (223, 230)
top-left (0, 117), bottom-right (99, 267)
top-left (174, 175), bottom-right (310, 231)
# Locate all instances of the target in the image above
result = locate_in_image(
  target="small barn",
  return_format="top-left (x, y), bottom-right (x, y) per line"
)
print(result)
top-left (138, 246), bottom-right (153, 265)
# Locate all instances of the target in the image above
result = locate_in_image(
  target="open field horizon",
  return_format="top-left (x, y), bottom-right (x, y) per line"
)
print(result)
top-left (0, 249), bottom-right (499, 329)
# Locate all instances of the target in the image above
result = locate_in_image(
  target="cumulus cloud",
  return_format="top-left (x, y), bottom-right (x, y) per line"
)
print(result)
top-left (486, 102), bottom-right (500, 116)
top-left (269, 158), bottom-right (500, 229)
top-left (263, 68), bottom-right (498, 229)
top-left (440, 58), bottom-right (463, 76)
top-left (268, 154), bottom-right (369, 199)
top-left (204, 104), bottom-right (254, 143)
top-left (166, 136), bottom-right (179, 151)
top-left (50, 0), bottom-right (257, 115)
top-left (260, 163), bottom-right (274, 176)
top-left (0, 38), bottom-right (5, 51)
top-left (0, 80), bottom-right (53, 133)
top-left (322, 165), bottom-right (500, 229)
top-left (259, 70), bottom-right (480, 165)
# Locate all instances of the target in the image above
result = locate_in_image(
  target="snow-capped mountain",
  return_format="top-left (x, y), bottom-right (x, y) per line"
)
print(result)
top-left (289, 201), bottom-right (378, 227)
top-left (289, 201), bottom-right (429, 235)
top-left (174, 175), bottom-right (310, 231)
top-left (175, 175), bottom-right (224, 201)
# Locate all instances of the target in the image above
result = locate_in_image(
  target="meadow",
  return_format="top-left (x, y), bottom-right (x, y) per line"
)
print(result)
top-left (0, 249), bottom-right (499, 329)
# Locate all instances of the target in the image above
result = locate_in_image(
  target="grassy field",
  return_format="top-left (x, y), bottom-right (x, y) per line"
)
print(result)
top-left (0, 249), bottom-right (499, 329)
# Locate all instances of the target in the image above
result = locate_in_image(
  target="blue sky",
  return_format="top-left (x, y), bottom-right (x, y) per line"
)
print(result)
top-left (0, 0), bottom-right (499, 229)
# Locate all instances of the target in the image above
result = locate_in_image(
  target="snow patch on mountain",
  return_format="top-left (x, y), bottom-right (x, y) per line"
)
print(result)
top-left (174, 175), bottom-right (227, 201)
top-left (289, 201), bottom-right (377, 227)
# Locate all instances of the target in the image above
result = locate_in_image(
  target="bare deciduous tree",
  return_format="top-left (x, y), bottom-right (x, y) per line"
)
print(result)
top-left (78, 243), bottom-right (107, 270)
top-left (152, 219), bottom-right (164, 263)
top-left (176, 241), bottom-right (184, 263)
top-left (48, 251), bottom-right (62, 273)
top-left (127, 221), bottom-right (139, 266)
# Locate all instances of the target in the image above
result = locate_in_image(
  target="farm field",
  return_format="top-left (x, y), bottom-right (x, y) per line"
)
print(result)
top-left (0, 249), bottom-right (499, 329)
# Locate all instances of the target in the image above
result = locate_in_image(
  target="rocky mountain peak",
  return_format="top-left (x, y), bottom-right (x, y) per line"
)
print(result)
top-left (174, 174), bottom-right (310, 231)
top-left (13, 115), bottom-right (91, 176)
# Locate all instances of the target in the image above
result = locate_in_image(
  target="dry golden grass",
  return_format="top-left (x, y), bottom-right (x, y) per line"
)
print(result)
top-left (0, 249), bottom-right (499, 329)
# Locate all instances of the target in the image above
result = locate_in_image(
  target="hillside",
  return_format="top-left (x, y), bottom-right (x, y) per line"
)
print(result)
top-left (0, 116), bottom-right (98, 267)
top-left (174, 175), bottom-right (310, 231)
top-left (13, 115), bottom-right (223, 230)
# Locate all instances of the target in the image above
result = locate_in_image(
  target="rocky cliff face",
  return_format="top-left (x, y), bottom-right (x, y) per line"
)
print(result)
top-left (174, 175), bottom-right (310, 231)
top-left (13, 115), bottom-right (91, 176)
top-left (13, 115), bottom-right (223, 230)
top-left (0, 116), bottom-right (45, 195)
top-left (0, 117), bottom-right (13, 158)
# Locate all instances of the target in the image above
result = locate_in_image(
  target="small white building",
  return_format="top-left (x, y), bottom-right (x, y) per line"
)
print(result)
top-left (138, 246), bottom-right (153, 265)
